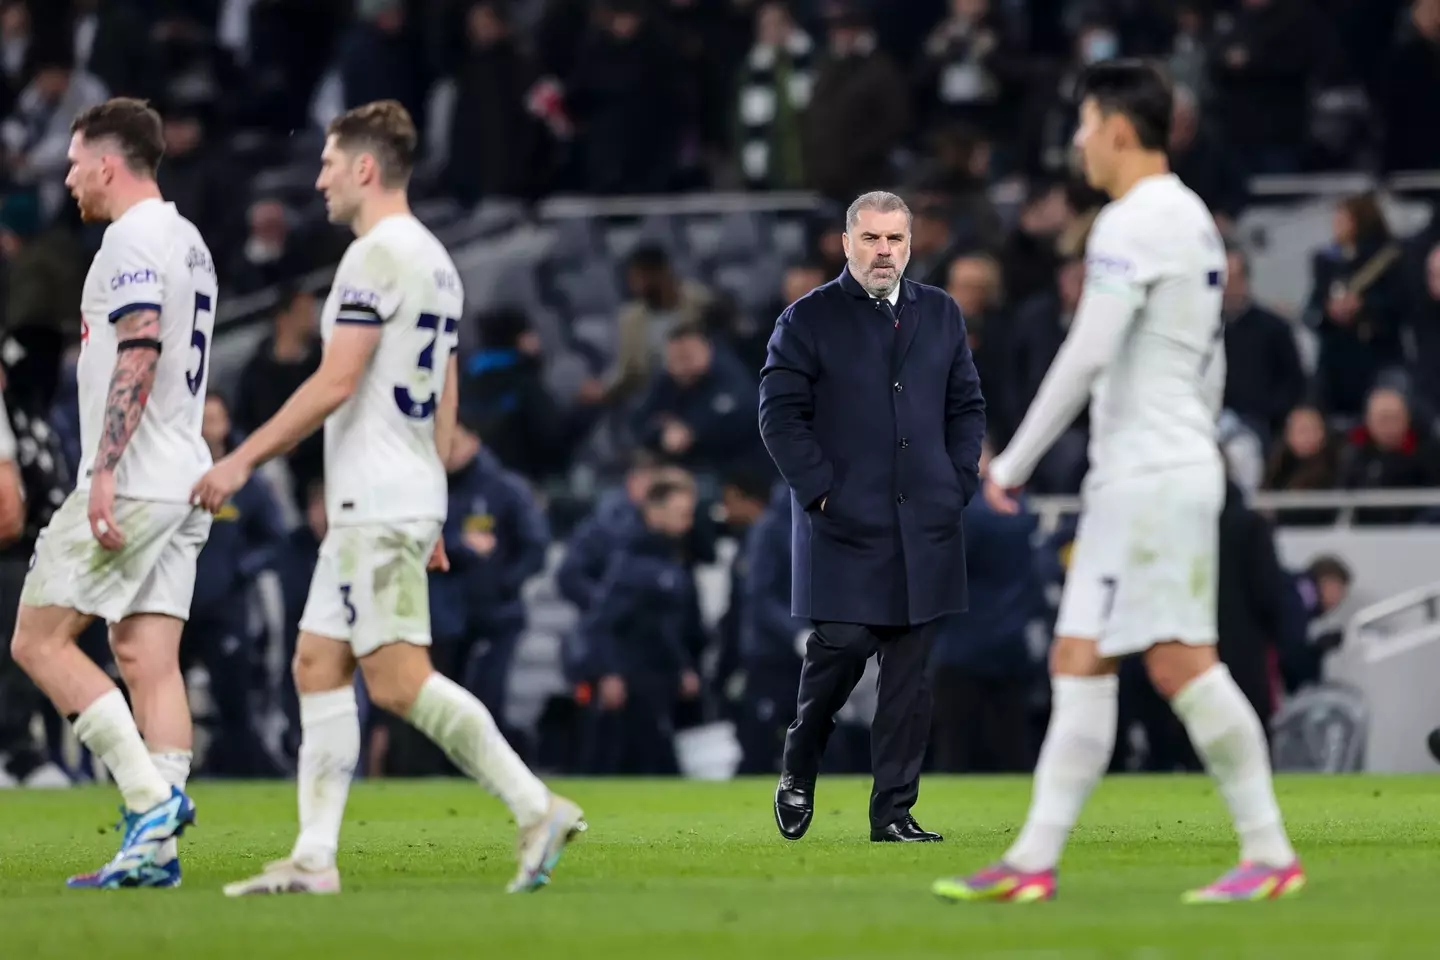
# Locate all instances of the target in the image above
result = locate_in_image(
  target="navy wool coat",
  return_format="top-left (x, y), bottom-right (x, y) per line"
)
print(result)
top-left (758, 268), bottom-right (987, 626)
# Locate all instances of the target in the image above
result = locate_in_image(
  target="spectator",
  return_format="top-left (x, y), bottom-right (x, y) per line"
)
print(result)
top-left (1165, 1), bottom-right (1214, 104)
top-left (187, 394), bottom-right (287, 777)
top-left (460, 307), bottom-right (570, 482)
top-left (737, 482), bottom-right (805, 774)
top-left (735, 1), bottom-right (814, 191)
top-left (929, 441), bottom-right (1038, 774)
top-left (1338, 385), bottom-right (1440, 523)
top-left (337, 0), bottom-right (426, 129)
top-left (604, 243), bottom-right (713, 403)
top-left (1306, 192), bottom-right (1408, 417)
top-left (1381, 0), bottom-right (1440, 173)
top-left (0, 39), bottom-right (106, 219)
top-left (713, 470), bottom-right (774, 722)
top-left (1281, 555), bottom-right (1352, 692)
top-left (801, 2), bottom-right (909, 201)
top-left (0, 1), bottom-right (31, 118)
top-left (915, 0), bottom-right (1022, 141)
top-left (566, 0), bottom-right (683, 195)
top-left (431, 421), bottom-right (550, 755)
top-left (227, 199), bottom-right (308, 296)
top-left (445, 0), bottom-right (546, 206)
top-left (582, 478), bottom-right (704, 775)
top-left (70, 0), bottom-right (150, 102)
top-left (1168, 84), bottom-right (1247, 231)
top-left (998, 178), bottom-right (1072, 305)
top-left (556, 452), bottom-right (685, 612)
top-left (1408, 242), bottom-right (1440, 413)
top-left (1209, 0), bottom-right (1319, 176)
top-left (1009, 252), bottom-right (1089, 494)
top-left (631, 322), bottom-right (764, 474)
top-left (1222, 246), bottom-right (1306, 441)
top-left (232, 286), bottom-right (322, 503)
top-left (0, 189), bottom-right (82, 341)
top-left (1263, 404), bottom-right (1341, 525)
top-left (274, 478), bottom-right (328, 755)
top-left (945, 252), bottom-right (1011, 441)
top-left (156, 105), bottom-right (233, 250)
top-left (906, 202), bottom-right (962, 288)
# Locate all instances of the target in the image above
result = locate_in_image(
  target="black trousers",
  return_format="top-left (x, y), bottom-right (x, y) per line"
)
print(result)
top-left (930, 666), bottom-right (1034, 773)
top-left (0, 556), bottom-right (47, 771)
top-left (781, 619), bottom-right (937, 829)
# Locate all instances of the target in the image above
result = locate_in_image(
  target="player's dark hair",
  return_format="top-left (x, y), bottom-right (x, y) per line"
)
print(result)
top-left (1079, 59), bottom-right (1173, 151)
top-left (71, 98), bottom-right (165, 178)
top-left (628, 242), bottom-right (671, 274)
top-left (326, 100), bottom-right (417, 189)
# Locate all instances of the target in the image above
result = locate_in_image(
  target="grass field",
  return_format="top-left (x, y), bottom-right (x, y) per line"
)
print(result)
top-left (0, 775), bottom-right (1436, 959)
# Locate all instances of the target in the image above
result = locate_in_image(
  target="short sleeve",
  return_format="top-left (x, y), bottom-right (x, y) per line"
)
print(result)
top-left (1082, 207), bottom-right (1159, 308)
top-left (333, 241), bottom-right (405, 326)
top-left (101, 225), bottom-right (165, 324)
top-left (0, 394), bottom-right (15, 462)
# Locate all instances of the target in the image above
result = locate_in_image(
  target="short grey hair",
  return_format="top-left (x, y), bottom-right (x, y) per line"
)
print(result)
top-left (845, 191), bottom-right (912, 232)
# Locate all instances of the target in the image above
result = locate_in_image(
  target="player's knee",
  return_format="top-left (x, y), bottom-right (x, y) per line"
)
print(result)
top-left (1048, 635), bottom-right (1110, 678)
top-left (1144, 642), bottom-right (1217, 700)
top-left (109, 635), bottom-right (172, 684)
top-left (10, 610), bottom-right (71, 672)
top-left (358, 644), bottom-right (432, 716)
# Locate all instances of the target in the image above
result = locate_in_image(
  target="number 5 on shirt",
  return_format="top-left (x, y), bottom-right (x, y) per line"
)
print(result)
top-left (393, 312), bottom-right (458, 420)
top-left (187, 291), bottom-right (211, 396)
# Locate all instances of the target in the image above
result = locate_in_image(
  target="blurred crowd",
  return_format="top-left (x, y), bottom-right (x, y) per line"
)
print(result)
top-left (0, 0), bottom-right (1437, 783)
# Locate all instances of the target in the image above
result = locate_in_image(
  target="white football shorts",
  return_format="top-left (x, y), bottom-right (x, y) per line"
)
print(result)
top-left (299, 520), bottom-right (441, 659)
top-left (1055, 465), bottom-right (1223, 658)
top-left (21, 491), bottom-right (212, 624)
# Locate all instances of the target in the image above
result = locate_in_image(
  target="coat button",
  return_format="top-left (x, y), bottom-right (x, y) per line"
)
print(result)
top-left (899, 437), bottom-right (909, 448)
top-left (893, 382), bottom-right (903, 393)
top-left (896, 494), bottom-right (908, 505)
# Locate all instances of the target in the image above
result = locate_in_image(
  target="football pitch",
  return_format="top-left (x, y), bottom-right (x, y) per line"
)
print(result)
top-left (0, 775), bottom-right (1435, 959)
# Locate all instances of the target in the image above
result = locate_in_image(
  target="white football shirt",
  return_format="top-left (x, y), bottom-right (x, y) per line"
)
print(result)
top-left (320, 214), bottom-right (463, 527)
top-left (75, 198), bottom-right (218, 502)
top-left (990, 173), bottom-right (1226, 491)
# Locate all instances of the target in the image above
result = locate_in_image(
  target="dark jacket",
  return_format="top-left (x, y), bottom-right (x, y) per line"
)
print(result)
top-left (580, 522), bottom-right (703, 683)
top-left (192, 473), bottom-right (287, 619)
top-left (931, 490), bottom-right (1040, 677)
top-left (461, 348), bottom-right (569, 481)
top-left (1223, 303), bottom-right (1306, 437)
top-left (556, 489), bottom-right (639, 612)
top-left (741, 484), bottom-right (809, 664)
top-left (632, 345), bottom-right (765, 473)
top-left (430, 446), bottom-right (550, 640)
top-left (759, 269), bottom-right (986, 626)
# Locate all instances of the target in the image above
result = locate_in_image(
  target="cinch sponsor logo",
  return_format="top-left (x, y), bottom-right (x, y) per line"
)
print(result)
top-left (110, 268), bottom-right (158, 290)
top-left (338, 285), bottom-right (380, 308)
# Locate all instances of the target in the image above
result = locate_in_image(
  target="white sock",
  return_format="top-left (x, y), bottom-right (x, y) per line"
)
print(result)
top-left (1172, 664), bottom-right (1296, 867)
top-left (150, 750), bottom-right (192, 866)
top-left (72, 690), bottom-right (171, 813)
top-left (290, 687), bottom-right (360, 872)
top-left (406, 673), bottom-right (549, 829)
top-left (1004, 674), bottom-right (1118, 873)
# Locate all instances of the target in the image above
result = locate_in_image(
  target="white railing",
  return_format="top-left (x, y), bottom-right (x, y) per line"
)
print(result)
top-left (1028, 487), bottom-right (1440, 531)
top-left (1344, 580), bottom-right (1440, 665)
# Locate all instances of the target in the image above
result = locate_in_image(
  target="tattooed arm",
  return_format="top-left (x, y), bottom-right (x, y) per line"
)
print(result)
top-left (94, 309), bottom-right (162, 474)
top-left (87, 308), bottom-right (161, 549)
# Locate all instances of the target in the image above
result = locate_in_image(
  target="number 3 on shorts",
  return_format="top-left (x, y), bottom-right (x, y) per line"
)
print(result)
top-left (340, 583), bottom-right (357, 626)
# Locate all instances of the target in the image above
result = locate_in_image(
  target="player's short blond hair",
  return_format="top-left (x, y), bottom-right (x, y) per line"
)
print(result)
top-left (326, 100), bottom-right (417, 189)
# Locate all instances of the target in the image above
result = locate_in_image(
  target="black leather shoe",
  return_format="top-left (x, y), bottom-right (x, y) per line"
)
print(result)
top-left (870, 815), bottom-right (943, 843)
top-left (774, 774), bottom-right (815, 840)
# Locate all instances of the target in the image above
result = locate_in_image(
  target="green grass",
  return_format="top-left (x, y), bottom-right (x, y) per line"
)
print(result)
top-left (0, 775), bottom-right (1436, 959)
